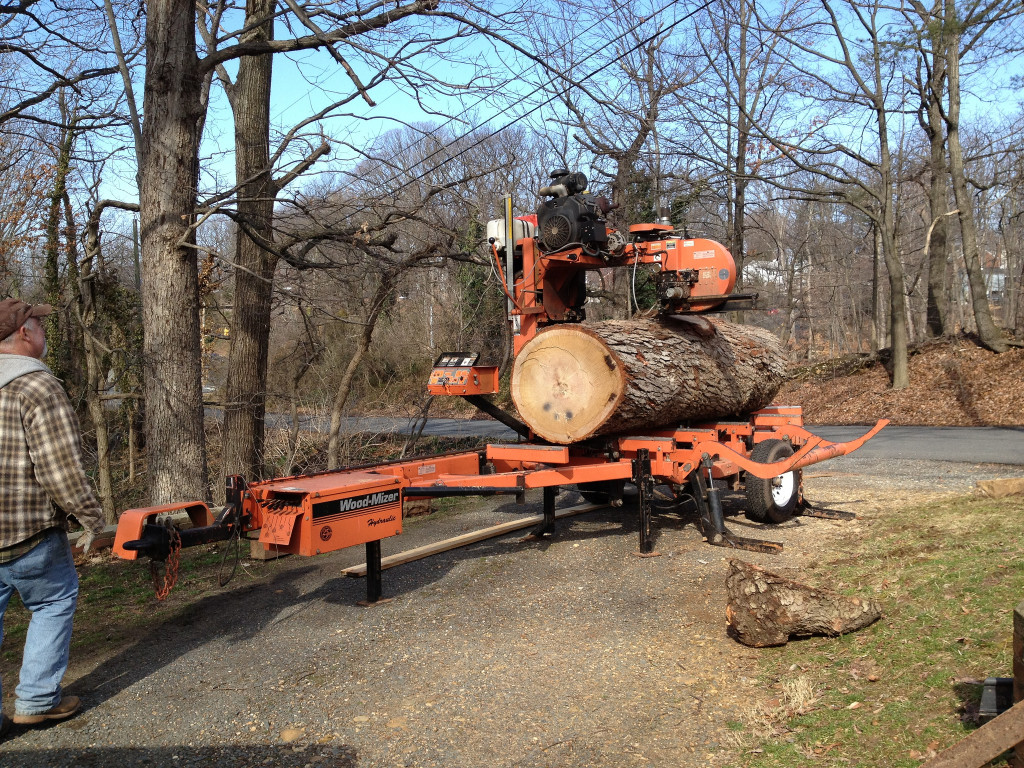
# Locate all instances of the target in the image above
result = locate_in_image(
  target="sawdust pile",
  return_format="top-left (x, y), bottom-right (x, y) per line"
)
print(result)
top-left (776, 336), bottom-right (1024, 426)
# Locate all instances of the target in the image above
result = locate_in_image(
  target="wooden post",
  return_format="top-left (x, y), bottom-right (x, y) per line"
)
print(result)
top-left (1013, 600), bottom-right (1024, 767)
top-left (1014, 600), bottom-right (1023, 704)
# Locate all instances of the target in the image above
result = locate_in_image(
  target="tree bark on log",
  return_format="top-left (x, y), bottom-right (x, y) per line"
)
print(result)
top-left (510, 316), bottom-right (787, 443)
top-left (725, 559), bottom-right (882, 647)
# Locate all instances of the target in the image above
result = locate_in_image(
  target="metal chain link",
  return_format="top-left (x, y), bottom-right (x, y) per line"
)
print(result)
top-left (151, 524), bottom-right (182, 601)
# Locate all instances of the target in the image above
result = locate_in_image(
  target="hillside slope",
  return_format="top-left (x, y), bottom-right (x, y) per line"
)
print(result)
top-left (775, 336), bottom-right (1024, 426)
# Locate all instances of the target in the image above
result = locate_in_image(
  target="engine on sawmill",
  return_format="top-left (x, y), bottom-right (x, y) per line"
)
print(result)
top-left (535, 169), bottom-right (617, 254)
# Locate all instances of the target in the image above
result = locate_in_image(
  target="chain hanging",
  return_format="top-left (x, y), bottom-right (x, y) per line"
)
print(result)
top-left (151, 524), bottom-right (182, 601)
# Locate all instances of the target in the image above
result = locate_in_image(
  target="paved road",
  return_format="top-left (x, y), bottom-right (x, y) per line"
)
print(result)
top-left (812, 425), bottom-right (1023, 465)
top-left (325, 415), bottom-right (1024, 466)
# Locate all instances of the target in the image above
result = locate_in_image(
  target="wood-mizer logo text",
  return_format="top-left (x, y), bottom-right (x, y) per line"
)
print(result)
top-left (338, 490), bottom-right (400, 512)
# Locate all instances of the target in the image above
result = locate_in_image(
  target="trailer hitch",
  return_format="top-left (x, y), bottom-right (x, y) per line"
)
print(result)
top-left (120, 505), bottom-right (239, 561)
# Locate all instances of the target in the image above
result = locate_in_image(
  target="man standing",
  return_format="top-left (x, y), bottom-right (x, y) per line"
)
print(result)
top-left (0, 299), bottom-right (104, 736)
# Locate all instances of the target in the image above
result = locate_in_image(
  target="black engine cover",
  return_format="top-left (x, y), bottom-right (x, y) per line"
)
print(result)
top-left (536, 194), bottom-right (609, 253)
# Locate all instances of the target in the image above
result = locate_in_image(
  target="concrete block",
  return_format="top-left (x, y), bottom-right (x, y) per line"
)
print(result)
top-left (250, 539), bottom-right (289, 561)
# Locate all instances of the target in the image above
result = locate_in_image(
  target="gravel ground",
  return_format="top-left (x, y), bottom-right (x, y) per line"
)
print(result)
top-left (2, 457), bottom-right (1023, 767)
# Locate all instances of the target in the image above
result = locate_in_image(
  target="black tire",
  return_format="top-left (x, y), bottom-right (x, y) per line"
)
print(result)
top-left (744, 439), bottom-right (800, 524)
top-left (578, 480), bottom-right (625, 505)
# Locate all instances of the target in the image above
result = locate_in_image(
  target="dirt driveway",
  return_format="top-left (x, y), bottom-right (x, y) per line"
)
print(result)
top-left (2, 457), bottom-right (1022, 767)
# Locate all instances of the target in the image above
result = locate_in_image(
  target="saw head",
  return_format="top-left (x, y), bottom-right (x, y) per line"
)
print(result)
top-left (625, 228), bottom-right (753, 314)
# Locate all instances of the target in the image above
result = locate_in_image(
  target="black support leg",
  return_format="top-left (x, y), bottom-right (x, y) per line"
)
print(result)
top-left (529, 485), bottom-right (558, 537)
top-left (689, 456), bottom-right (783, 555)
top-left (702, 457), bottom-right (728, 537)
top-left (633, 449), bottom-right (658, 555)
top-left (364, 540), bottom-right (383, 604)
top-left (690, 470), bottom-right (723, 545)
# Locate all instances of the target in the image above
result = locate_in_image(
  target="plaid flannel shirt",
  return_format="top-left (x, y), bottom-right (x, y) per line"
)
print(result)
top-left (0, 368), bottom-right (104, 558)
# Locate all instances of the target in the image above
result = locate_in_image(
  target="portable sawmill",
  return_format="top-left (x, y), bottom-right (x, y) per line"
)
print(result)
top-left (113, 170), bottom-right (887, 603)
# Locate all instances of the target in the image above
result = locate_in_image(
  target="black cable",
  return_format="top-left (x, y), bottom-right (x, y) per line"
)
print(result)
top-left (217, 506), bottom-right (242, 587)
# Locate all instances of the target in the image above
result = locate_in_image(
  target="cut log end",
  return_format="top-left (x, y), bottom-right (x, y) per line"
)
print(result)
top-left (725, 559), bottom-right (882, 647)
top-left (510, 325), bottom-right (625, 443)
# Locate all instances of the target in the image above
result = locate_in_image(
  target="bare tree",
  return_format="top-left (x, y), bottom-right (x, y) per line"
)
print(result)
top-left (137, 0), bottom-right (481, 503)
top-left (905, 0), bottom-right (954, 338)
top-left (532, 0), bottom-right (700, 317)
top-left (749, 0), bottom-right (914, 387)
top-left (938, 0), bottom-right (1020, 352)
top-left (0, 0), bottom-right (118, 126)
top-left (681, 0), bottom-right (795, 303)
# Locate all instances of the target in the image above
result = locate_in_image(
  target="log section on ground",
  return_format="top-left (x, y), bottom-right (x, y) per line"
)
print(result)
top-left (725, 559), bottom-right (882, 647)
top-left (510, 316), bottom-right (788, 443)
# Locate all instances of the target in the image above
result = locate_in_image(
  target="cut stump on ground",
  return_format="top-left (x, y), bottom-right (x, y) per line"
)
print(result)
top-left (725, 559), bottom-right (882, 647)
top-left (510, 317), bottom-right (787, 444)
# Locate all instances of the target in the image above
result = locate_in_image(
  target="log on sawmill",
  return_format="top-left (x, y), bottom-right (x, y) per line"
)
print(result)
top-left (725, 559), bottom-right (882, 647)
top-left (510, 316), bottom-right (787, 444)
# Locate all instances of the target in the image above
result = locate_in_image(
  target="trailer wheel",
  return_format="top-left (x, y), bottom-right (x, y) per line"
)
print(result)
top-left (744, 439), bottom-right (799, 524)
top-left (578, 480), bottom-right (625, 506)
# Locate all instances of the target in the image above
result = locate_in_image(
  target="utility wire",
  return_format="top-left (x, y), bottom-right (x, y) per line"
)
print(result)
top-left (321, 1), bottom-right (677, 188)
top-left (328, 0), bottom-right (714, 223)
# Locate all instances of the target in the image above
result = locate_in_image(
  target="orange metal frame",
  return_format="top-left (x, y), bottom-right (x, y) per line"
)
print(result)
top-left (509, 233), bottom-right (742, 355)
top-left (112, 408), bottom-right (886, 563)
top-left (402, 414), bottom-right (886, 492)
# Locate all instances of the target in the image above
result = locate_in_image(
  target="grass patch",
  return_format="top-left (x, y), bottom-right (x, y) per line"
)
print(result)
top-left (734, 494), bottom-right (1024, 767)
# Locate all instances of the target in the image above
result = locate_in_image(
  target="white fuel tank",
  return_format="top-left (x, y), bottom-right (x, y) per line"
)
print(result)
top-left (486, 218), bottom-right (536, 251)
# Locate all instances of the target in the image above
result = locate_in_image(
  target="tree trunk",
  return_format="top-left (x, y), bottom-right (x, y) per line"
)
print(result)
top-left (327, 273), bottom-right (395, 467)
top-left (874, 88), bottom-right (909, 388)
top-left (731, 0), bottom-right (750, 325)
top-left (880, 220), bottom-right (910, 388)
top-left (139, 0), bottom-right (209, 503)
top-left (78, 210), bottom-right (116, 522)
top-left (871, 224), bottom-right (880, 353)
top-left (924, 61), bottom-right (950, 338)
top-left (943, 0), bottom-right (1008, 353)
top-left (725, 559), bottom-right (882, 647)
top-left (222, 0), bottom-right (278, 482)
top-left (43, 115), bottom-right (76, 385)
top-left (511, 317), bottom-right (787, 444)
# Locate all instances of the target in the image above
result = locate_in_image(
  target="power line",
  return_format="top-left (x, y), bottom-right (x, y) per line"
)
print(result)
top-left (321, 2), bottom-right (680, 188)
top-left (327, 0), bottom-right (714, 223)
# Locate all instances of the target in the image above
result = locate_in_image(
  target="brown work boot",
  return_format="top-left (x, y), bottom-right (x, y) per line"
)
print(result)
top-left (0, 713), bottom-right (11, 738)
top-left (12, 696), bottom-right (80, 725)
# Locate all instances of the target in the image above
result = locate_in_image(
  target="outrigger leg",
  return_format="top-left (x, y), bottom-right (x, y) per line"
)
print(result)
top-left (528, 485), bottom-right (559, 538)
top-left (691, 455), bottom-right (783, 554)
top-left (357, 539), bottom-right (392, 607)
top-left (795, 500), bottom-right (858, 521)
top-left (633, 449), bottom-right (658, 556)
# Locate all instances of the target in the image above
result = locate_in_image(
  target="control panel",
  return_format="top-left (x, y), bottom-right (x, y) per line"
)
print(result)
top-left (427, 352), bottom-right (499, 396)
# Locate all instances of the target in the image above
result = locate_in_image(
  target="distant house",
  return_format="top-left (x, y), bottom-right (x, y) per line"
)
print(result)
top-left (982, 250), bottom-right (1006, 304)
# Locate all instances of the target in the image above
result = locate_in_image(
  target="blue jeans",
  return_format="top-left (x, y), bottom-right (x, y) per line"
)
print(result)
top-left (0, 529), bottom-right (79, 715)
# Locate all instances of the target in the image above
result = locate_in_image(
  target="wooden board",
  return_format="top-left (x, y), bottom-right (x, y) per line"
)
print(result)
top-left (921, 699), bottom-right (1024, 768)
top-left (341, 501), bottom-right (603, 577)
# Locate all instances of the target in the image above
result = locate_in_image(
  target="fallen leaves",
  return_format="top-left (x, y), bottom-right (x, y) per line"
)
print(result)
top-left (777, 337), bottom-right (1024, 426)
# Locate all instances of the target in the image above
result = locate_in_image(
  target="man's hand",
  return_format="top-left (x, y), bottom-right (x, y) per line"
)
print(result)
top-left (78, 529), bottom-right (97, 555)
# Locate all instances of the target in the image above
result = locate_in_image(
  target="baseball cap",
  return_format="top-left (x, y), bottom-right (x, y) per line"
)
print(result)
top-left (0, 298), bottom-right (53, 340)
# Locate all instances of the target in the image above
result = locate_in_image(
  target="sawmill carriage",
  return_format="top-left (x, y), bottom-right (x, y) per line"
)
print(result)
top-left (114, 170), bottom-right (886, 603)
